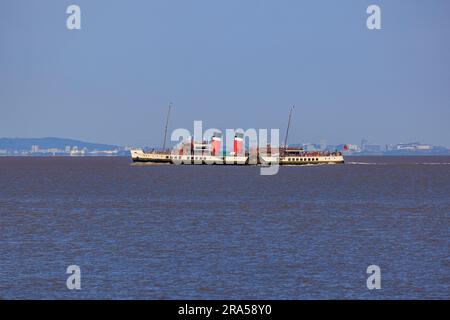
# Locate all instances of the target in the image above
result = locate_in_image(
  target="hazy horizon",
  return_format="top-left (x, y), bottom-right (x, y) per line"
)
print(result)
top-left (0, 134), bottom-right (448, 150)
top-left (1, 0), bottom-right (449, 148)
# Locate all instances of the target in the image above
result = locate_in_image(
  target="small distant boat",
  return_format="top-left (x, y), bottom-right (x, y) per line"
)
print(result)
top-left (130, 104), bottom-right (344, 166)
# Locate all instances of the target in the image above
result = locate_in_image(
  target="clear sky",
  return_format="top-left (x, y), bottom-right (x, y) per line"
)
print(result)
top-left (1, 0), bottom-right (449, 147)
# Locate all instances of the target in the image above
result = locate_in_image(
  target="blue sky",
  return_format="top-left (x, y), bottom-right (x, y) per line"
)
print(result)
top-left (1, 0), bottom-right (449, 147)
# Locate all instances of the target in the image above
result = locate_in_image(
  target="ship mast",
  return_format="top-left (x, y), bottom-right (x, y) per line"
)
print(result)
top-left (283, 105), bottom-right (295, 149)
top-left (162, 102), bottom-right (172, 151)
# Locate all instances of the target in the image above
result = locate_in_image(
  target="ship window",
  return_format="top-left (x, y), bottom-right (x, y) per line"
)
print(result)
top-left (316, 158), bottom-right (319, 161)
top-left (296, 158), bottom-right (299, 161)
top-left (166, 156), bottom-right (169, 159)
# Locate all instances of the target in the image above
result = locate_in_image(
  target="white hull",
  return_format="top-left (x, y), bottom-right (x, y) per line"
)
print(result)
top-left (259, 155), bottom-right (344, 165)
top-left (131, 149), bottom-right (344, 165)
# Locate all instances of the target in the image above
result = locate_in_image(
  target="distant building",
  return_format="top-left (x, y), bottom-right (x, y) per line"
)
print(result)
top-left (319, 140), bottom-right (327, 151)
top-left (31, 145), bottom-right (39, 153)
top-left (395, 142), bottom-right (433, 151)
top-left (303, 143), bottom-right (316, 152)
top-left (385, 144), bottom-right (395, 151)
top-left (346, 144), bottom-right (361, 152)
top-left (364, 145), bottom-right (382, 153)
top-left (361, 139), bottom-right (368, 151)
top-left (416, 145), bottom-right (432, 150)
top-left (326, 145), bottom-right (338, 151)
top-left (47, 148), bottom-right (62, 154)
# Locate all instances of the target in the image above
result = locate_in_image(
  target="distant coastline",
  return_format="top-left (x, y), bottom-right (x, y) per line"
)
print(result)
top-left (0, 137), bottom-right (449, 157)
top-left (0, 137), bottom-right (131, 157)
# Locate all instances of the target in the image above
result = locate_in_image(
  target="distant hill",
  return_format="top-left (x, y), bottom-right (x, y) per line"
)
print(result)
top-left (0, 137), bottom-right (121, 151)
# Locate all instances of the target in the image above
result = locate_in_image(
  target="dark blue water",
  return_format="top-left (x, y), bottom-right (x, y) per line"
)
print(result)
top-left (0, 156), bottom-right (449, 299)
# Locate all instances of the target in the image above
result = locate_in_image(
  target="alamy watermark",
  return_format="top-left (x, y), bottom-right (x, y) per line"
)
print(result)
top-left (66, 5), bottom-right (81, 30)
top-left (170, 121), bottom-right (280, 175)
top-left (366, 265), bottom-right (381, 290)
top-left (66, 265), bottom-right (81, 290)
top-left (367, 5), bottom-right (381, 30)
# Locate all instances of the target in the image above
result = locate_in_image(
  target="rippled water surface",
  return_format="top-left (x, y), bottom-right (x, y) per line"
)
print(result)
top-left (0, 156), bottom-right (449, 299)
